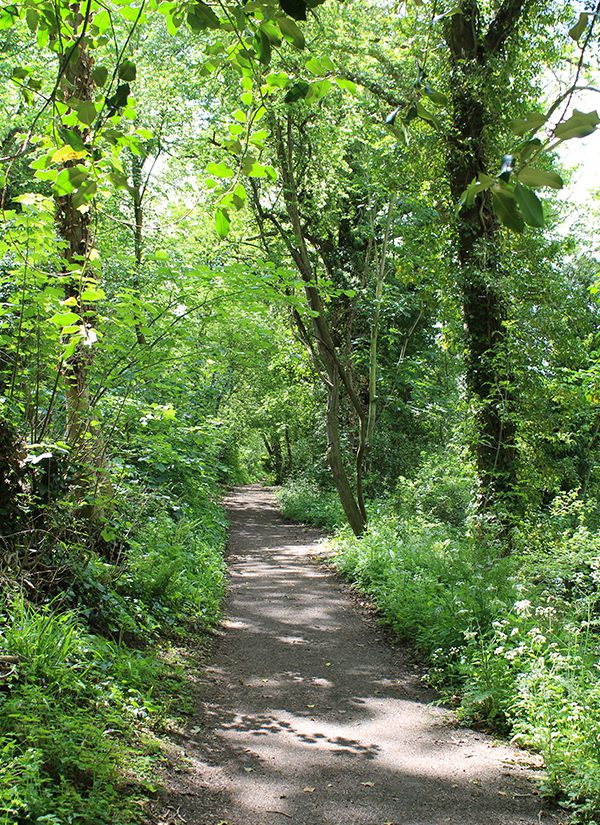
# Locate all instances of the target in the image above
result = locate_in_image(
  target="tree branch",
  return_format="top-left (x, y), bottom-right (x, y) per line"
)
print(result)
top-left (484, 0), bottom-right (530, 55)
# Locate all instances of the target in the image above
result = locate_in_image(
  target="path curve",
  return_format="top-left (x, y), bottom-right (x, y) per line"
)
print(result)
top-left (155, 486), bottom-right (559, 825)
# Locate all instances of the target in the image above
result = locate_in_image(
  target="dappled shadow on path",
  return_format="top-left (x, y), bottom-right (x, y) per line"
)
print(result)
top-left (155, 486), bottom-right (559, 825)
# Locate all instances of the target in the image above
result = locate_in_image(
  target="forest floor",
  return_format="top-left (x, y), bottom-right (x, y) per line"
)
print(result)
top-left (150, 486), bottom-right (562, 825)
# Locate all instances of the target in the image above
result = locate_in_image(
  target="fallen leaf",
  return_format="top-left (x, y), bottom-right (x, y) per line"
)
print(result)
top-left (361, 781), bottom-right (375, 787)
top-left (244, 767), bottom-right (253, 772)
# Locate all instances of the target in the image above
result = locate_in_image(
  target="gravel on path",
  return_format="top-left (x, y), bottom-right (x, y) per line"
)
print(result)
top-left (152, 485), bottom-right (561, 825)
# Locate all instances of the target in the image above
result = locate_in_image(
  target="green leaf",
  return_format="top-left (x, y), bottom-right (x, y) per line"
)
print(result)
top-left (460, 174), bottom-right (493, 209)
top-left (518, 167), bottom-right (563, 189)
top-left (433, 6), bottom-right (462, 22)
top-left (242, 157), bottom-right (269, 177)
top-left (491, 186), bottom-right (524, 233)
top-left (260, 20), bottom-right (282, 45)
top-left (266, 71), bottom-right (290, 89)
top-left (76, 100), bottom-right (97, 125)
top-left (59, 128), bottom-right (85, 151)
top-left (335, 77), bottom-right (357, 95)
top-left (416, 101), bottom-right (439, 127)
top-left (34, 169), bottom-right (58, 182)
top-left (554, 109), bottom-right (599, 141)
top-left (118, 59), bottom-right (137, 82)
top-left (206, 161), bottom-right (234, 178)
top-left (50, 311), bottom-right (80, 327)
top-left (569, 12), bottom-right (588, 41)
top-left (109, 171), bottom-right (129, 188)
top-left (93, 9), bottom-right (111, 33)
top-left (511, 111), bottom-right (546, 136)
top-left (305, 57), bottom-right (323, 75)
top-left (305, 79), bottom-right (332, 103)
top-left (92, 66), bottom-right (108, 87)
top-left (285, 80), bottom-right (310, 103)
top-left (515, 138), bottom-right (542, 163)
top-left (53, 169), bottom-right (76, 196)
top-left (0, 5), bottom-right (17, 30)
top-left (255, 29), bottom-right (271, 65)
top-left (187, 1), bottom-right (220, 30)
top-left (279, 0), bottom-right (307, 20)
top-left (249, 128), bottom-right (269, 148)
top-left (215, 207), bottom-right (230, 237)
top-left (80, 287), bottom-right (106, 301)
top-left (514, 183), bottom-right (544, 228)
top-left (233, 183), bottom-right (247, 207)
top-left (106, 83), bottom-right (130, 114)
top-left (278, 17), bottom-right (305, 48)
top-left (423, 84), bottom-right (447, 106)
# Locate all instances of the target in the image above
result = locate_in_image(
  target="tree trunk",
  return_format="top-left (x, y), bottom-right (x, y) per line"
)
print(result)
top-left (326, 371), bottom-right (366, 535)
top-left (55, 21), bottom-right (111, 524)
top-left (444, 0), bottom-right (529, 526)
top-left (267, 117), bottom-right (367, 535)
top-left (130, 153), bottom-right (147, 345)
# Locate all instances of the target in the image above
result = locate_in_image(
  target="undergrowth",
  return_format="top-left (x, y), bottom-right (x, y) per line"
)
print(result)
top-left (277, 478), bottom-right (345, 530)
top-left (279, 462), bottom-right (600, 823)
top-left (0, 409), bottom-right (228, 825)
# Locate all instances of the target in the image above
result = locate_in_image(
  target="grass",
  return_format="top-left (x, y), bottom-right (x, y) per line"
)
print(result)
top-left (0, 494), bottom-right (227, 824)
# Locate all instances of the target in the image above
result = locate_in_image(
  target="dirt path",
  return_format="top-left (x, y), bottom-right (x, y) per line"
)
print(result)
top-left (154, 486), bottom-right (560, 825)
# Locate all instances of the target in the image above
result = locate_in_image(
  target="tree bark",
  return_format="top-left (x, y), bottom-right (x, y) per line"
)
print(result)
top-left (55, 16), bottom-right (111, 524)
top-left (264, 116), bottom-right (367, 535)
top-left (444, 0), bottom-right (531, 525)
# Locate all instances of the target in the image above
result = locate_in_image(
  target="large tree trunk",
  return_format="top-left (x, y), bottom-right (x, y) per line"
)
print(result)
top-left (444, 0), bottom-right (530, 526)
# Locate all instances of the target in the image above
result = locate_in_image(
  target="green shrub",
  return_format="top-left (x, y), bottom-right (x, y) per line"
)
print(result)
top-left (0, 481), bottom-right (227, 823)
top-left (124, 512), bottom-right (226, 630)
top-left (332, 502), bottom-right (600, 822)
top-left (277, 478), bottom-right (345, 530)
top-left (0, 596), bottom-right (162, 824)
top-left (392, 448), bottom-right (475, 527)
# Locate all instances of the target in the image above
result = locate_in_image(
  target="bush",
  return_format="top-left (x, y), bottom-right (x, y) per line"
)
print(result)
top-left (0, 596), bottom-right (164, 824)
top-left (332, 499), bottom-right (600, 822)
top-left (392, 448), bottom-right (475, 527)
top-left (277, 478), bottom-right (346, 530)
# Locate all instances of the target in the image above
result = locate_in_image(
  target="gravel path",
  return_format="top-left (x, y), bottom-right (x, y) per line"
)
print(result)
top-left (154, 486), bottom-right (561, 825)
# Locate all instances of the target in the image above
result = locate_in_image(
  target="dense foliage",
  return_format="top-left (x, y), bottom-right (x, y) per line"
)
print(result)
top-left (1, 0), bottom-right (599, 821)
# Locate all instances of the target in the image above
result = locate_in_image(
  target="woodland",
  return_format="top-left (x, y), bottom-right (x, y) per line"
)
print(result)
top-left (0, 0), bottom-right (599, 821)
